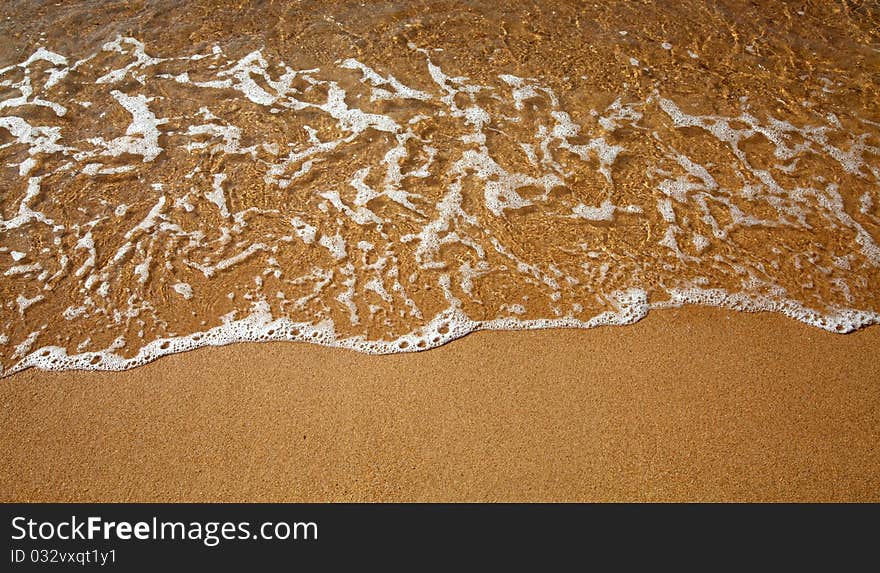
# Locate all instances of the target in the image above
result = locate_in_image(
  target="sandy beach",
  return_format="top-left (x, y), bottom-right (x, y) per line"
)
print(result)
top-left (2, 1), bottom-right (879, 504)
top-left (2, 307), bottom-right (878, 502)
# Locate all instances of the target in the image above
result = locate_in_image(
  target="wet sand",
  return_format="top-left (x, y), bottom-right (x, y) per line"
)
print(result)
top-left (4, 0), bottom-right (880, 376)
top-left (1, 307), bottom-right (878, 502)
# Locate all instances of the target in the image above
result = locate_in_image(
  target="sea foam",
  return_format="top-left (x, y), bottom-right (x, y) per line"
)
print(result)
top-left (0, 36), bottom-right (878, 375)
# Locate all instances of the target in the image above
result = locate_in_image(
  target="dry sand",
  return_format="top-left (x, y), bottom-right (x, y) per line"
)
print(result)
top-left (1, 307), bottom-right (878, 502)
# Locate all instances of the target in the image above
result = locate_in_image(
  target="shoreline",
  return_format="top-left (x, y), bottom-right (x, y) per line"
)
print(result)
top-left (7, 294), bottom-right (879, 377)
top-left (2, 306), bottom-right (879, 502)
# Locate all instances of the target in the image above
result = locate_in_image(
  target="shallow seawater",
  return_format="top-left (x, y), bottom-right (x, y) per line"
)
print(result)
top-left (1, 0), bottom-right (878, 374)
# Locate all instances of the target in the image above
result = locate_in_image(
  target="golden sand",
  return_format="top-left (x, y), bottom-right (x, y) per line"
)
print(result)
top-left (2, 308), bottom-right (878, 502)
top-left (1, 2), bottom-right (879, 502)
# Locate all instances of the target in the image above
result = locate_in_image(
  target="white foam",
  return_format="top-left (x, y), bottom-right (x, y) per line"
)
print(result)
top-left (172, 282), bottom-right (194, 299)
top-left (340, 58), bottom-right (431, 101)
top-left (0, 177), bottom-right (55, 232)
top-left (290, 217), bottom-right (317, 244)
top-left (319, 232), bottom-right (348, 260)
top-left (85, 91), bottom-right (166, 161)
top-left (205, 173), bottom-right (230, 217)
top-left (3, 38), bottom-right (879, 377)
top-left (657, 288), bottom-right (880, 333)
top-left (572, 199), bottom-right (641, 221)
top-left (7, 288), bottom-right (647, 374)
top-left (859, 191), bottom-right (874, 216)
top-left (17, 293), bottom-right (44, 314)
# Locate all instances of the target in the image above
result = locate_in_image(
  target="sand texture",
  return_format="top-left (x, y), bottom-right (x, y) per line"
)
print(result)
top-left (2, 307), bottom-right (878, 502)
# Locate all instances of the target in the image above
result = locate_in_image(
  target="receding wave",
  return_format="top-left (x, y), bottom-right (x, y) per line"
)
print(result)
top-left (1, 4), bottom-right (879, 374)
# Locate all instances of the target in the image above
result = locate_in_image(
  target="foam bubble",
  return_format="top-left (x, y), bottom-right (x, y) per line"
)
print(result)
top-left (2, 36), bottom-right (878, 376)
